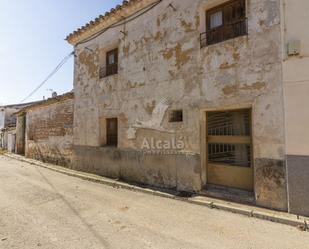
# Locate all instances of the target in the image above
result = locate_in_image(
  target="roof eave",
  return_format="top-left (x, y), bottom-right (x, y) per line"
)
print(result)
top-left (65, 0), bottom-right (157, 46)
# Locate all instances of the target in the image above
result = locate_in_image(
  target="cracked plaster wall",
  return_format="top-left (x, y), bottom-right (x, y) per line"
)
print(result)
top-left (73, 0), bottom-right (287, 209)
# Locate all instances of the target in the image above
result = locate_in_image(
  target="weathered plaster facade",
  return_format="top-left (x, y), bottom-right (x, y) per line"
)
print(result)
top-left (69, 0), bottom-right (288, 211)
top-left (16, 93), bottom-right (74, 167)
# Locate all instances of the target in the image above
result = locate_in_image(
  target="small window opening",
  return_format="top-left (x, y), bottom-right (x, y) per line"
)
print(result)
top-left (106, 48), bottom-right (118, 77)
top-left (106, 118), bottom-right (118, 147)
top-left (169, 110), bottom-right (183, 123)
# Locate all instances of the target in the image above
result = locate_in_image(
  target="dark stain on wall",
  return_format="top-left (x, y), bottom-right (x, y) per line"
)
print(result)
top-left (255, 158), bottom-right (288, 211)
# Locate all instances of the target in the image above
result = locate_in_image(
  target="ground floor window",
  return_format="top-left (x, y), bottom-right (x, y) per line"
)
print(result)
top-left (106, 118), bottom-right (118, 147)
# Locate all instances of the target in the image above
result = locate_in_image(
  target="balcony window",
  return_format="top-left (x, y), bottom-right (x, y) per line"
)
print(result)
top-left (201, 0), bottom-right (247, 47)
top-left (100, 48), bottom-right (118, 78)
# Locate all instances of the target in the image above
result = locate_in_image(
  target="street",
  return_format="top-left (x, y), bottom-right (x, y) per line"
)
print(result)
top-left (0, 156), bottom-right (308, 249)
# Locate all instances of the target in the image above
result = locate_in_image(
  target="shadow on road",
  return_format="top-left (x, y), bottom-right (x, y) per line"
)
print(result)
top-left (34, 165), bottom-right (112, 249)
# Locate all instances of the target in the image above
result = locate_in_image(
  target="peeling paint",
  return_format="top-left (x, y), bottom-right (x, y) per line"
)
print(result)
top-left (241, 82), bottom-right (266, 91)
top-left (79, 51), bottom-right (97, 78)
top-left (161, 43), bottom-right (193, 69)
top-left (223, 82), bottom-right (266, 95)
top-left (181, 20), bottom-right (195, 32)
top-left (145, 100), bottom-right (156, 114)
top-left (219, 62), bottom-right (236, 69)
top-left (72, 0), bottom-right (287, 207)
top-left (123, 43), bottom-right (130, 57)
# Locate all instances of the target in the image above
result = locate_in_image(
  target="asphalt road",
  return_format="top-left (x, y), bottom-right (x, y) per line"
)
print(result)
top-left (0, 155), bottom-right (308, 249)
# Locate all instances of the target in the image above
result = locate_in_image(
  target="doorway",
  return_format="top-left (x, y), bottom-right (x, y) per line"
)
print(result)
top-left (206, 109), bottom-right (253, 191)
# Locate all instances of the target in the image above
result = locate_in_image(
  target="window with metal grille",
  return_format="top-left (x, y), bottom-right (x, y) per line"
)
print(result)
top-left (201, 0), bottom-right (247, 47)
top-left (169, 110), bottom-right (183, 123)
top-left (105, 48), bottom-right (118, 77)
top-left (106, 118), bottom-right (118, 147)
top-left (207, 109), bottom-right (252, 167)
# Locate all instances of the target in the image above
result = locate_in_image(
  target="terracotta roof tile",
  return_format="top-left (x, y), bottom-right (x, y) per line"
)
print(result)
top-left (66, 0), bottom-right (140, 43)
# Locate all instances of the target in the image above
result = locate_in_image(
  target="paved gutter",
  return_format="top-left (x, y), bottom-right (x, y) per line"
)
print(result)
top-left (4, 153), bottom-right (308, 231)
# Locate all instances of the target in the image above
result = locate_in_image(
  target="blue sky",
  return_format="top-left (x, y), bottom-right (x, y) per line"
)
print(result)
top-left (0, 0), bottom-right (122, 105)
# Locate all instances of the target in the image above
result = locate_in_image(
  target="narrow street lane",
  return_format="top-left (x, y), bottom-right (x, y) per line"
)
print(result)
top-left (0, 156), bottom-right (308, 249)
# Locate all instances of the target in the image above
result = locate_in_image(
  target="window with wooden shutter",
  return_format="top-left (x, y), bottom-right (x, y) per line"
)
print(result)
top-left (201, 0), bottom-right (247, 47)
top-left (106, 118), bottom-right (118, 147)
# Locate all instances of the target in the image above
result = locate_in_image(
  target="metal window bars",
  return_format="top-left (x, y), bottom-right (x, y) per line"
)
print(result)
top-left (200, 18), bottom-right (248, 48)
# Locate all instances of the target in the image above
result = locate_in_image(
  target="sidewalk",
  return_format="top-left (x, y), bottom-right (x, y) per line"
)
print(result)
top-left (4, 153), bottom-right (308, 231)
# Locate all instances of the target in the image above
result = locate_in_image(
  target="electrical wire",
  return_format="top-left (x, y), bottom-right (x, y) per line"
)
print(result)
top-left (20, 1), bottom-right (163, 103)
top-left (20, 51), bottom-right (74, 103)
top-left (75, 0), bottom-right (163, 46)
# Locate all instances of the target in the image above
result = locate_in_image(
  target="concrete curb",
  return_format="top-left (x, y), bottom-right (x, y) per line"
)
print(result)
top-left (4, 153), bottom-right (308, 231)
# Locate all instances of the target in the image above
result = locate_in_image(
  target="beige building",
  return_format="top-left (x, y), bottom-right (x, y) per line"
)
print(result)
top-left (282, 1), bottom-right (309, 216)
top-left (66, 0), bottom-right (308, 215)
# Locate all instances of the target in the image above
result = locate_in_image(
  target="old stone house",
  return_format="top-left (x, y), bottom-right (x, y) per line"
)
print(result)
top-left (66, 0), bottom-right (309, 216)
top-left (15, 92), bottom-right (74, 166)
